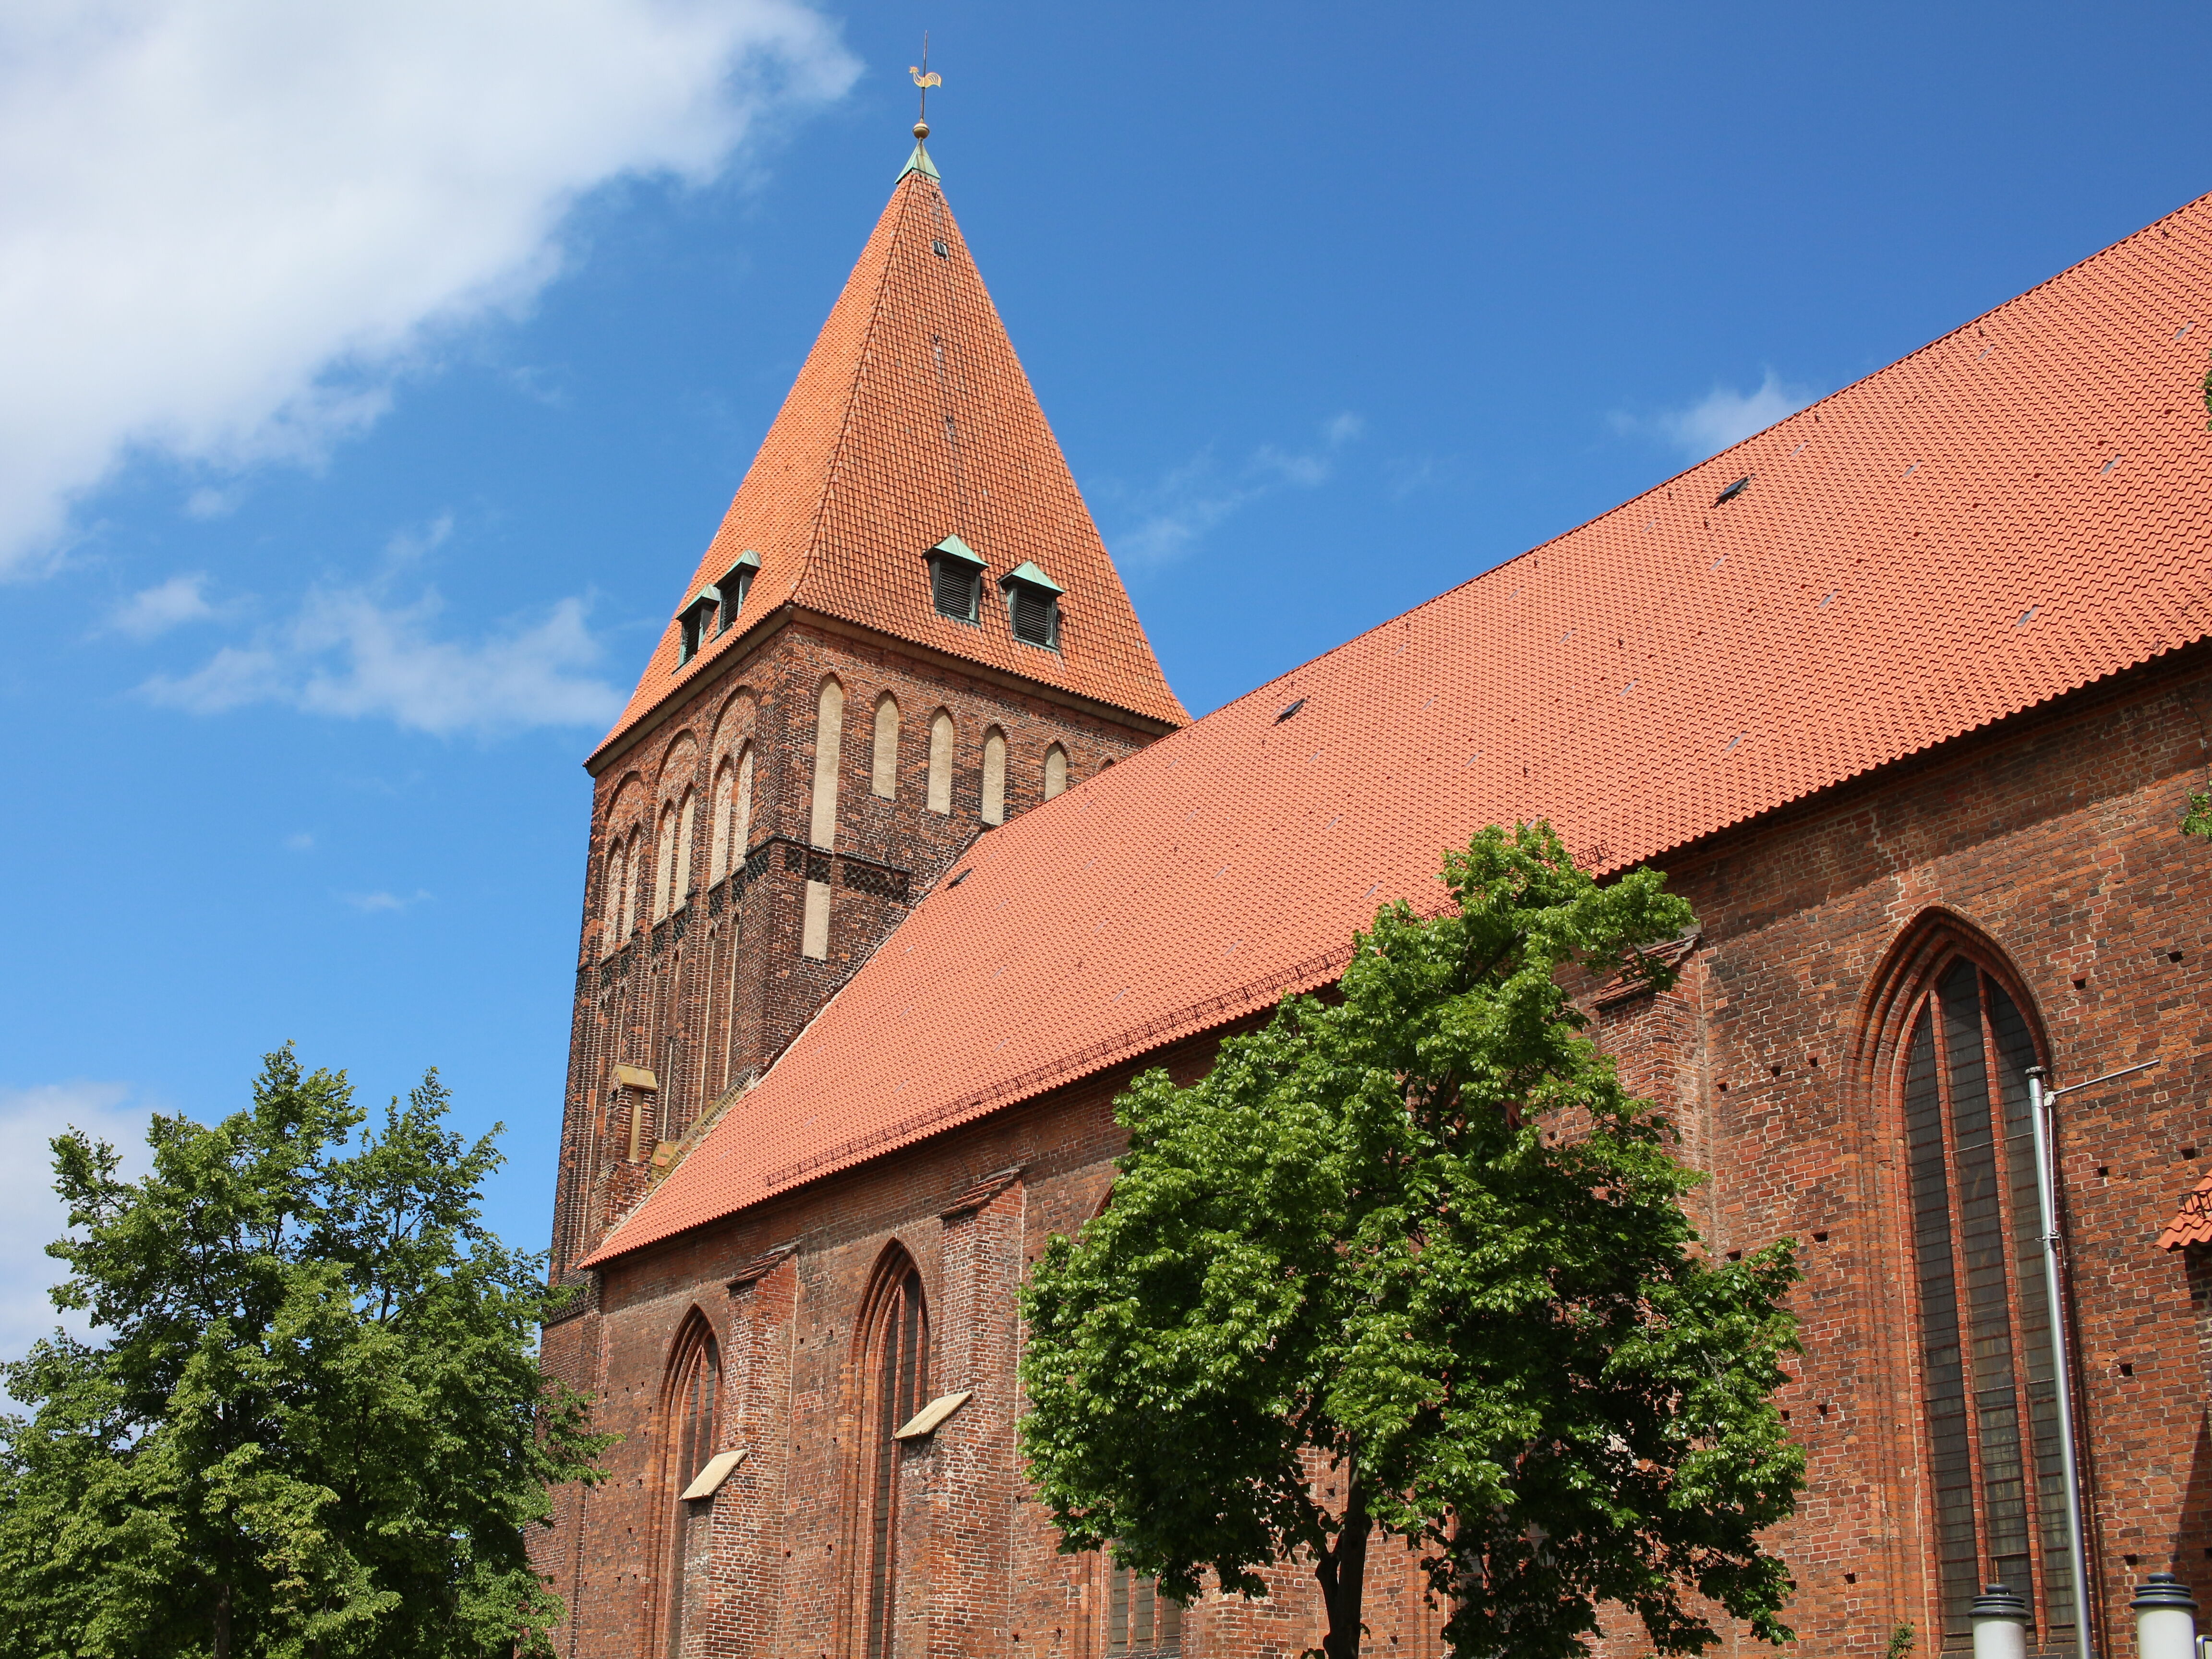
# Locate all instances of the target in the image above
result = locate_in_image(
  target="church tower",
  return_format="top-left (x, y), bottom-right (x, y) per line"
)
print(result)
top-left (547, 133), bottom-right (1184, 1282)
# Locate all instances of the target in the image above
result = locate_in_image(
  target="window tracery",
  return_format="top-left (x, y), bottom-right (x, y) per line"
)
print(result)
top-left (1879, 939), bottom-right (2074, 1648)
top-left (856, 1254), bottom-right (927, 1659)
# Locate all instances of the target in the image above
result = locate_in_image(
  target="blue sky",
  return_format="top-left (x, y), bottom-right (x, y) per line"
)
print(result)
top-left (5, 0), bottom-right (2211, 1360)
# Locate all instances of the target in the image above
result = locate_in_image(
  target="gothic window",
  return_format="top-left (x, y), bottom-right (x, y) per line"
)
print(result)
top-left (1043, 744), bottom-right (1068, 801)
top-left (602, 842), bottom-right (625, 957)
top-left (675, 788), bottom-right (697, 911)
top-left (981, 728), bottom-right (1007, 825)
top-left (810, 678), bottom-right (845, 851)
top-left (709, 761), bottom-right (733, 886)
top-left (858, 1257), bottom-right (928, 1659)
top-left (660, 1316), bottom-right (721, 1659)
top-left (1104, 1562), bottom-right (1183, 1658)
top-left (733, 744), bottom-right (755, 867)
top-left (622, 829), bottom-right (644, 940)
top-left (873, 693), bottom-right (901, 800)
top-left (654, 804), bottom-right (678, 922)
top-left (927, 711), bottom-right (955, 816)
top-left (804, 684), bottom-right (842, 962)
top-left (1894, 953), bottom-right (2074, 1648)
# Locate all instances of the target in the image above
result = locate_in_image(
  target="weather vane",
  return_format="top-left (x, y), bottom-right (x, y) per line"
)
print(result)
top-left (909, 33), bottom-right (940, 141)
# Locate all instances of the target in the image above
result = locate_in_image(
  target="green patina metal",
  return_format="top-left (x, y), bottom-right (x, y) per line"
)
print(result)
top-left (931, 533), bottom-right (986, 567)
top-left (1001, 560), bottom-right (1065, 595)
top-left (898, 143), bottom-right (940, 182)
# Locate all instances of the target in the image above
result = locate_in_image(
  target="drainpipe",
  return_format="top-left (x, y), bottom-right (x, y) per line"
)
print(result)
top-left (2027, 1058), bottom-right (2159, 1659)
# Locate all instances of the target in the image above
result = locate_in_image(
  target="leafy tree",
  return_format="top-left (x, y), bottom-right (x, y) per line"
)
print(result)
top-left (2183, 792), bottom-right (2212, 839)
top-left (1020, 825), bottom-right (1803, 1659)
top-left (0, 1047), bottom-right (607, 1659)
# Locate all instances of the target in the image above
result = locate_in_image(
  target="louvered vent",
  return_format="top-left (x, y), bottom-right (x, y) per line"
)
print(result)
top-left (931, 560), bottom-right (979, 621)
top-left (1010, 585), bottom-right (1057, 647)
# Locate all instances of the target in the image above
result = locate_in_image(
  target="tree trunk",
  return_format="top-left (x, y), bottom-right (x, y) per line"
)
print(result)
top-left (213, 1581), bottom-right (232, 1659)
top-left (1315, 1462), bottom-right (1372, 1659)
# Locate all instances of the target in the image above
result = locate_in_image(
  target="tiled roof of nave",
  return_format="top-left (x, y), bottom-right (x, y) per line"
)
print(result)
top-left (590, 155), bottom-right (1187, 764)
top-left (586, 191), bottom-right (2212, 1266)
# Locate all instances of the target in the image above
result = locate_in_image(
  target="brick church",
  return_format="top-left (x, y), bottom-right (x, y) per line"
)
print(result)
top-left (539, 124), bottom-right (2212, 1659)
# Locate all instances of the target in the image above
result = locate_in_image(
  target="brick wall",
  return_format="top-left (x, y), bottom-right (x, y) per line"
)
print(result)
top-left (543, 643), bottom-right (2212, 1659)
top-left (546, 606), bottom-right (1167, 1285)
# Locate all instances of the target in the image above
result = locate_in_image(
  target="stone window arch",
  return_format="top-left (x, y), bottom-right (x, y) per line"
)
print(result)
top-left (1865, 917), bottom-right (2072, 1649)
top-left (926, 710), bottom-right (955, 816)
top-left (980, 727), bottom-right (1008, 825)
top-left (854, 1248), bottom-right (928, 1659)
top-left (873, 693), bottom-right (901, 800)
top-left (1043, 743), bottom-right (1069, 801)
top-left (658, 1311), bottom-right (721, 1659)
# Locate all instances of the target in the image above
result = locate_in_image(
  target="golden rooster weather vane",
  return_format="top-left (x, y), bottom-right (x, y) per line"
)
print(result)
top-left (910, 33), bottom-right (940, 140)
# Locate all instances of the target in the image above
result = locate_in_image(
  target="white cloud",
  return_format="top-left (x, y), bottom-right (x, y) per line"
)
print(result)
top-left (340, 889), bottom-right (432, 913)
top-left (110, 571), bottom-right (217, 637)
top-left (1111, 412), bottom-right (1363, 567)
top-left (0, 1082), bottom-right (151, 1385)
top-left (143, 583), bottom-right (625, 736)
top-left (283, 831), bottom-right (314, 852)
top-left (1615, 371), bottom-right (1819, 461)
top-left (0, 0), bottom-right (859, 575)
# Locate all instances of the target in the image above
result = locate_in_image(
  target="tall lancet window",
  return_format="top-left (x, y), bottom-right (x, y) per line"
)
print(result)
top-left (1896, 953), bottom-right (2073, 1648)
top-left (859, 1257), bottom-right (928, 1659)
top-left (804, 680), bottom-right (843, 960)
top-left (661, 1317), bottom-right (720, 1659)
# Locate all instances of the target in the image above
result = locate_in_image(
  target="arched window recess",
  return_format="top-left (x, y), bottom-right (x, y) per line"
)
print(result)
top-left (1867, 919), bottom-right (2077, 1653)
top-left (853, 1250), bottom-right (929, 1659)
top-left (658, 1313), bottom-right (724, 1658)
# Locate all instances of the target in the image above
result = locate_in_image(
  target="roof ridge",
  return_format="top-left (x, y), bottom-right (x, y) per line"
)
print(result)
top-left (1454, 187), bottom-right (2212, 608)
top-left (790, 172), bottom-right (930, 608)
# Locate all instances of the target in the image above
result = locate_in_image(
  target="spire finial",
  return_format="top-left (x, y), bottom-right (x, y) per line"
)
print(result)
top-left (909, 34), bottom-right (940, 142)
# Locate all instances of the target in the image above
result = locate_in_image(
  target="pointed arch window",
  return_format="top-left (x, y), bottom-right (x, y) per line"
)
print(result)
top-left (710, 761), bottom-right (733, 886)
top-left (926, 711), bottom-right (955, 816)
top-left (654, 804), bottom-right (679, 922)
top-left (622, 829), bottom-right (644, 941)
top-left (675, 787), bottom-right (697, 911)
top-left (873, 693), bottom-right (902, 800)
top-left (602, 842), bottom-right (626, 957)
top-left (858, 1260), bottom-right (928, 1659)
top-left (1043, 744), bottom-right (1069, 801)
top-left (980, 728), bottom-right (1007, 825)
top-left (1892, 952), bottom-right (2075, 1648)
top-left (733, 744), bottom-right (755, 868)
top-left (661, 1318), bottom-right (721, 1658)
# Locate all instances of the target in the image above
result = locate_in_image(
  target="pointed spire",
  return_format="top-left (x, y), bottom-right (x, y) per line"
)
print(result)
top-left (898, 133), bottom-right (939, 181)
top-left (593, 139), bottom-right (1185, 760)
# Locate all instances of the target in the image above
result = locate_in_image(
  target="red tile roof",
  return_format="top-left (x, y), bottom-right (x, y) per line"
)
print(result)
top-left (590, 155), bottom-right (1186, 763)
top-left (585, 192), bottom-right (2212, 1267)
top-left (2158, 1174), bottom-right (2212, 1250)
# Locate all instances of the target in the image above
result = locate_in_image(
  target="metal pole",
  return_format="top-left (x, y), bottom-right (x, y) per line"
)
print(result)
top-left (2028, 1065), bottom-right (2096, 1659)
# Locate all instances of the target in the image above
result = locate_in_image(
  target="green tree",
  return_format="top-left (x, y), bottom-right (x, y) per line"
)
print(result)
top-left (1020, 825), bottom-right (1803, 1659)
top-left (0, 1047), bottom-right (607, 1659)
